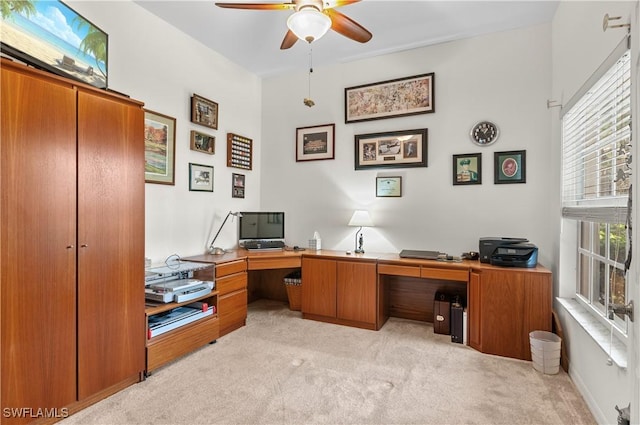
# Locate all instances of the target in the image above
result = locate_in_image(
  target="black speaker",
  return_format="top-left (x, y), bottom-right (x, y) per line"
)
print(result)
top-left (450, 295), bottom-right (465, 344)
top-left (433, 292), bottom-right (450, 335)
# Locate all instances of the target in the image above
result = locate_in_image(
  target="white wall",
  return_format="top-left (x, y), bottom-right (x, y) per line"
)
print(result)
top-left (551, 1), bottom-right (637, 424)
top-left (68, 1), bottom-right (263, 264)
top-left (261, 24), bottom-right (554, 265)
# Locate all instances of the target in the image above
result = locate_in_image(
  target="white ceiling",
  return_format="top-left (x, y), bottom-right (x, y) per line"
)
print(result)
top-left (135, 0), bottom-right (559, 77)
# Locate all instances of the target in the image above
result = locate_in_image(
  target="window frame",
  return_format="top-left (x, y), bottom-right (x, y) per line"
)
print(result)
top-left (560, 37), bottom-right (632, 337)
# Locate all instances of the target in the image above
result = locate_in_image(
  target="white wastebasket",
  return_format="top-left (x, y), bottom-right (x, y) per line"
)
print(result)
top-left (529, 331), bottom-right (561, 375)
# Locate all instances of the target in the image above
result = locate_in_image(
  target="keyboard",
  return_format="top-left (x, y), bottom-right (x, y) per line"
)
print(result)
top-left (243, 240), bottom-right (285, 250)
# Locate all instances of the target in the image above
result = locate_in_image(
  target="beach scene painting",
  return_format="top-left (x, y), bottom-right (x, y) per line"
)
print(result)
top-left (1, 0), bottom-right (108, 89)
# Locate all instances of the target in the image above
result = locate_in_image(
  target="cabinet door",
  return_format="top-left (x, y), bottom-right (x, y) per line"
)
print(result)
top-left (478, 270), bottom-right (526, 359)
top-left (468, 272), bottom-right (482, 351)
top-left (76, 91), bottom-right (145, 399)
top-left (523, 272), bottom-right (552, 359)
top-left (337, 261), bottom-right (377, 325)
top-left (1, 65), bottom-right (77, 417)
top-left (301, 258), bottom-right (336, 317)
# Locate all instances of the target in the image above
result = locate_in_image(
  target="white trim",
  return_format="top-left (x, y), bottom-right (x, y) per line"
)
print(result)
top-left (557, 297), bottom-right (627, 369)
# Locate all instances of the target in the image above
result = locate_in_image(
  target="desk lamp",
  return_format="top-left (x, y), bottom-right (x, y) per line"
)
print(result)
top-left (208, 211), bottom-right (242, 255)
top-left (348, 210), bottom-right (373, 254)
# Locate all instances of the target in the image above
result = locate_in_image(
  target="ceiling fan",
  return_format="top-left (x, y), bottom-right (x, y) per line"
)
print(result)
top-left (215, 0), bottom-right (373, 49)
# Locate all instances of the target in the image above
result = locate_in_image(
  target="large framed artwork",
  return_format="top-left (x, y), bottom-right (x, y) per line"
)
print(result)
top-left (345, 73), bottom-right (434, 123)
top-left (0, 0), bottom-right (108, 89)
top-left (144, 109), bottom-right (176, 185)
top-left (296, 123), bottom-right (335, 162)
top-left (355, 128), bottom-right (428, 170)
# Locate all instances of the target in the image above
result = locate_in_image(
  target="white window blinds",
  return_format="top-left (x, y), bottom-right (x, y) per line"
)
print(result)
top-left (561, 40), bottom-right (631, 224)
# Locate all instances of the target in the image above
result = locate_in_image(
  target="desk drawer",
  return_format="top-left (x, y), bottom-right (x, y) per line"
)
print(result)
top-left (421, 267), bottom-right (468, 282)
top-left (216, 260), bottom-right (247, 278)
top-left (248, 257), bottom-right (301, 270)
top-left (219, 289), bottom-right (248, 337)
top-left (146, 315), bottom-right (219, 372)
top-left (378, 264), bottom-right (420, 277)
top-left (216, 273), bottom-right (247, 295)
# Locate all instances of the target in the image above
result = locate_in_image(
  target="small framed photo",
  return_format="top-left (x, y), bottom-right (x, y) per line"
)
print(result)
top-left (296, 124), bottom-right (335, 161)
top-left (191, 94), bottom-right (218, 129)
top-left (232, 173), bottom-right (245, 198)
top-left (376, 176), bottom-right (402, 197)
top-left (453, 153), bottom-right (482, 185)
top-left (144, 109), bottom-right (176, 185)
top-left (189, 163), bottom-right (214, 192)
top-left (494, 150), bottom-right (526, 184)
top-left (190, 130), bottom-right (215, 154)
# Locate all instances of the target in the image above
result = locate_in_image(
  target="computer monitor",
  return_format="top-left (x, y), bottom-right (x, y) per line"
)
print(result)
top-left (238, 212), bottom-right (285, 242)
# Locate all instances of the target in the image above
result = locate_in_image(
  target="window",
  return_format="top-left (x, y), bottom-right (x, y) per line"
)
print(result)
top-left (561, 42), bottom-right (631, 333)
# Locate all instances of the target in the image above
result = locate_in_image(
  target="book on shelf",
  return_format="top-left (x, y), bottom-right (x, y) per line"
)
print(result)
top-left (147, 302), bottom-right (215, 339)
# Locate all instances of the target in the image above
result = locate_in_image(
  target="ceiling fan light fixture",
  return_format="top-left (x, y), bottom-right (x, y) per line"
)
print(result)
top-left (287, 7), bottom-right (331, 43)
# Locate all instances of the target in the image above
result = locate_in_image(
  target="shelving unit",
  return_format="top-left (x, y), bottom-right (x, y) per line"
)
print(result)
top-left (145, 264), bottom-right (219, 373)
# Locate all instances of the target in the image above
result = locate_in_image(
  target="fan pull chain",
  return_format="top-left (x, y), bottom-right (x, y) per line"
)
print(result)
top-left (304, 47), bottom-right (315, 107)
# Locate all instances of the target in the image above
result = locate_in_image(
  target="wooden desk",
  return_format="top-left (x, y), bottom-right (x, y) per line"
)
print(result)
top-left (184, 249), bottom-right (552, 361)
top-left (376, 254), bottom-right (472, 326)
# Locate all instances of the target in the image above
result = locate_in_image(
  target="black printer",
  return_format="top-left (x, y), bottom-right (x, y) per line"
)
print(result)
top-left (479, 237), bottom-right (538, 268)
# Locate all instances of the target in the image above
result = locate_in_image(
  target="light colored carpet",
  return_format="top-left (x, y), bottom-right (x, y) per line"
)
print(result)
top-left (62, 300), bottom-right (595, 425)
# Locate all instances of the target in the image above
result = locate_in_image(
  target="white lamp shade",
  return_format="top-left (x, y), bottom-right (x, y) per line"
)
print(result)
top-left (286, 7), bottom-right (331, 43)
top-left (348, 210), bottom-right (373, 227)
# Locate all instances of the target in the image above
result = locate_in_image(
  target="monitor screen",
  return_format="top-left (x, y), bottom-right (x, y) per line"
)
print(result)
top-left (238, 212), bottom-right (285, 241)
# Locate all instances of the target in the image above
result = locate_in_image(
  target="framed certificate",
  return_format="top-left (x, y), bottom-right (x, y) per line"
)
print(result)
top-left (376, 176), bottom-right (402, 197)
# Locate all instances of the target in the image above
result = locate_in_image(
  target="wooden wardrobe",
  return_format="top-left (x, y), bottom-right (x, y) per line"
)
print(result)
top-left (1, 58), bottom-right (145, 424)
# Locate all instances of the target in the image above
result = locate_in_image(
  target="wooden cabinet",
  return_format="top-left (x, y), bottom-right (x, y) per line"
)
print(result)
top-left (1, 59), bottom-right (145, 423)
top-left (468, 266), bottom-right (552, 360)
top-left (301, 256), bottom-right (378, 330)
top-left (337, 261), bottom-right (377, 325)
top-left (145, 264), bottom-right (219, 373)
top-left (301, 257), bottom-right (337, 318)
top-left (468, 272), bottom-right (482, 349)
top-left (216, 259), bottom-right (248, 336)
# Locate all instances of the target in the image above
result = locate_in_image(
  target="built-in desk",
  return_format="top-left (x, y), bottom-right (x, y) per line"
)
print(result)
top-left (184, 249), bottom-right (552, 361)
top-left (376, 254), bottom-right (472, 325)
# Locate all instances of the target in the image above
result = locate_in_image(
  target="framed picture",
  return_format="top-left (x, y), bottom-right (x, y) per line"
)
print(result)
top-left (376, 176), bottom-right (402, 197)
top-left (232, 173), bottom-right (245, 198)
top-left (144, 109), bottom-right (176, 185)
top-left (0, 0), bottom-right (108, 89)
top-left (227, 133), bottom-right (253, 170)
top-left (453, 153), bottom-right (482, 185)
top-left (355, 128), bottom-right (428, 170)
top-left (296, 124), bottom-right (335, 162)
top-left (190, 130), bottom-right (215, 154)
top-left (345, 73), bottom-right (434, 123)
top-left (494, 150), bottom-right (526, 184)
top-left (191, 94), bottom-right (218, 129)
top-left (189, 163), bottom-right (214, 192)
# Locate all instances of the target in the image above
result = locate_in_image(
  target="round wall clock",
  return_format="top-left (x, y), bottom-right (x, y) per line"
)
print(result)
top-left (470, 121), bottom-right (499, 146)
